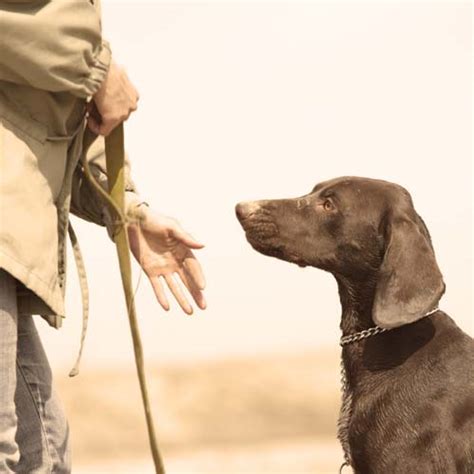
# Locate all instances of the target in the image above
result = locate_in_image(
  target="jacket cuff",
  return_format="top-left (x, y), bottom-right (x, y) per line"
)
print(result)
top-left (82, 40), bottom-right (112, 99)
top-left (103, 191), bottom-right (149, 242)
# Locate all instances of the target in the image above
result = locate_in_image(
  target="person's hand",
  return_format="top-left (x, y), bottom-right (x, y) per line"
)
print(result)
top-left (127, 207), bottom-right (207, 315)
top-left (87, 61), bottom-right (139, 136)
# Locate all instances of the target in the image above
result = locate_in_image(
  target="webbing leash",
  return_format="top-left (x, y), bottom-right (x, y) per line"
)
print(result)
top-left (78, 124), bottom-right (165, 474)
top-left (105, 125), bottom-right (165, 474)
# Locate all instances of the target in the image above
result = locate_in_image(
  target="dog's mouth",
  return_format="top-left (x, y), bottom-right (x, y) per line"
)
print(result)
top-left (238, 213), bottom-right (279, 248)
top-left (236, 211), bottom-right (308, 268)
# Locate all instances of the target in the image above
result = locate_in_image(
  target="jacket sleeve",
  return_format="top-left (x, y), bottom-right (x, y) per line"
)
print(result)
top-left (70, 135), bottom-right (147, 241)
top-left (0, 0), bottom-right (111, 98)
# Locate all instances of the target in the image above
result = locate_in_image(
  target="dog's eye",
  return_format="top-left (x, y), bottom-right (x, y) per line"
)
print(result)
top-left (323, 200), bottom-right (334, 211)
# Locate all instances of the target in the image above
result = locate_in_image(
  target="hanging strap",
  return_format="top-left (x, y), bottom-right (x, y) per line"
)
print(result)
top-left (78, 124), bottom-right (165, 474)
top-left (67, 220), bottom-right (90, 377)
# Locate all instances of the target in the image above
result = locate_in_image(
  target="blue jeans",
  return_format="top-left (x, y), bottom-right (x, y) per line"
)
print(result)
top-left (0, 269), bottom-right (71, 473)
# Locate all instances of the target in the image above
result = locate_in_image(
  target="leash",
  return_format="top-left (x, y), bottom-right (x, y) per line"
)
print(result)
top-left (337, 307), bottom-right (439, 473)
top-left (104, 125), bottom-right (165, 474)
top-left (78, 124), bottom-right (165, 474)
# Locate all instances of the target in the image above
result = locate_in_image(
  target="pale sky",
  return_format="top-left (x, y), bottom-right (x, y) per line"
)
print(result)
top-left (39, 1), bottom-right (472, 371)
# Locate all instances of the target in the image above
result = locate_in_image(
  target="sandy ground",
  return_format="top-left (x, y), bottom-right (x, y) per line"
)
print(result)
top-left (56, 351), bottom-right (343, 473)
top-left (75, 438), bottom-right (344, 474)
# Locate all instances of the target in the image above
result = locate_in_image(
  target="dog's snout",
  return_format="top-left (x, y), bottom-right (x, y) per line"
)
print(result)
top-left (236, 201), bottom-right (261, 220)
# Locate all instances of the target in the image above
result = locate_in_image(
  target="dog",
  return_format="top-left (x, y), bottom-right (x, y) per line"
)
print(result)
top-left (236, 176), bottom-right (474, 473)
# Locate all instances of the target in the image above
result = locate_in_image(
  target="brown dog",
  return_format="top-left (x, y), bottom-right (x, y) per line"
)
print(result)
top-left (236, 177), bottom-right (474, 473)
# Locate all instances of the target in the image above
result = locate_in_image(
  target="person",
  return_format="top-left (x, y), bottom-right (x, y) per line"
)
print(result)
top-left (0, 1), bottom-right (206, 472)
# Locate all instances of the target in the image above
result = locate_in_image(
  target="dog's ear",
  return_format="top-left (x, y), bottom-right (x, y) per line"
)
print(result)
top-left (373, 212), bottom-right (445, 329)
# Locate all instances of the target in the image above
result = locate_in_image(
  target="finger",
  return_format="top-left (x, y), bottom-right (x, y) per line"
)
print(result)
top-left (171, 225), bottom-right (204, 249)
top-left (133, 83), bottom-right (140, 102)
top-left (149, 276), bottom-right (170, 311)
top-left (130, 84), bottom-right (140, 104)
top-left (98, 120), bottom-right (117, 137)
top-left (121, 107), bottom-right (134, 122)
top-left (98, 121), bottom-right (112, 136)
top-left (184, 254), bottom-right (206, 290)
top-left (178, 268), bottom-right (207, 310)
top-left (87, 100), bottom-right (102, 123)
top-left (164, 274), bottom-right (193, 315)
top-left (87, 116), bottom-right (101, 135)
top-left (121, 68), bottom-right (139, 101)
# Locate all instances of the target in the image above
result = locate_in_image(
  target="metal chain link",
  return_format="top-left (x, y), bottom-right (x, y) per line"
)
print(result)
top-left (340, 325), bottom-right (389, 346)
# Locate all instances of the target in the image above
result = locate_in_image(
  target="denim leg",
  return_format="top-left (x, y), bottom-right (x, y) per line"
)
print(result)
top-left (0, 268), bottom-right (20, 472)
top-left (0, 267), bottom-right (71, 474)
top-left (15, 314), bottom-right (71, 474)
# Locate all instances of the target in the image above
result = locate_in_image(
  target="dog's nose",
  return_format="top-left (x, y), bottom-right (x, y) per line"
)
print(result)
top-left (235, 201), bottom-right (261, 220)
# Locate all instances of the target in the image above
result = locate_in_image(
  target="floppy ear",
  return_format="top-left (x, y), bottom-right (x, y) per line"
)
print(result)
top-left (373, 214), bottom-right (445, 329)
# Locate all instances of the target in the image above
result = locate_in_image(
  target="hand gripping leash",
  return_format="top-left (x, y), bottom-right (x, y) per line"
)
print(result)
top-left (79, 124), bottom-right (165, 474)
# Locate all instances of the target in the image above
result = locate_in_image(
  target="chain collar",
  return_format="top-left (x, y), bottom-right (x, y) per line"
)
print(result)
top-left (340, 325), bottom-right (388, 346)
top-left (337, 307), bottom-right (439, 472)
top-left (339, 306), bottom-right (440, 347)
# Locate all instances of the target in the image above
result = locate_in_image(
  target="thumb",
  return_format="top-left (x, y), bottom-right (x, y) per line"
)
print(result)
top-left (87, 115), bottom-right (101, 135)
top-left (171, 224), bottom-right (204, 249)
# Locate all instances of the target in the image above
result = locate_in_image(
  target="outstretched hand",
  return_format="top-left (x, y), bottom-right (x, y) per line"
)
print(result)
top-left (127, 207), bottom-right (206, 315)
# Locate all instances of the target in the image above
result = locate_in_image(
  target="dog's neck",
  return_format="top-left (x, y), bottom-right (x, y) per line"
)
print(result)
top-left (335, 274), bottom-right (377, 336)
top-left (334, 273), bottom-right (438, 390)
top-left (335, 274), bottom-right (384, 389)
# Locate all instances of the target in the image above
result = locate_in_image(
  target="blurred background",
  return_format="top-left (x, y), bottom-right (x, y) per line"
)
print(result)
top-left (38, 1), bottom-right (471, 472)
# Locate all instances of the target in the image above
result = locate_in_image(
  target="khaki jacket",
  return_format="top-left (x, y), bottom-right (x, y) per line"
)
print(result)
top-left (0, 0), bottom-right (143, 331)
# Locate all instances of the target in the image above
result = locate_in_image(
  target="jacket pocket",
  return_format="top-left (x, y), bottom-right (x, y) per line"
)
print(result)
top-left (0, 109), bottom-right (47, 145)
top-left (1, 117), bottom-right (70, 204)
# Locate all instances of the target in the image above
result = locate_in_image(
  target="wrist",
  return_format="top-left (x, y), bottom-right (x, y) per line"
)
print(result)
top-left (85, 41), bottom-right (112, 100)
top-left (125, 192), bottom-right (150, 227)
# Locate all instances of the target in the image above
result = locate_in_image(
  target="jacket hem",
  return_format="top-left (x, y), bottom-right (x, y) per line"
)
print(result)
top-left (0, 250), bottom-right (65, 328)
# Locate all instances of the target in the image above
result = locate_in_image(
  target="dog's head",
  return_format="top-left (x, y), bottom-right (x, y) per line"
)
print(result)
top-left (236, 177), bottom-right (445, 328)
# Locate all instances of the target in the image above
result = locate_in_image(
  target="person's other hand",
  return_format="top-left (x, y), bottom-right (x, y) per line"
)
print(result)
top-left (87, 61), bottom-right (139, 136)
top-left (127, 208), bottom-right (206, 315)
